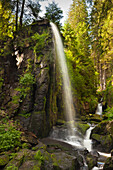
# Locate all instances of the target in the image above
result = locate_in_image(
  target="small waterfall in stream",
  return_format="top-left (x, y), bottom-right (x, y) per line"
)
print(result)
top-left (50, 22), bottom-right (75, 137)
top-left (84, 126), bottom-right (94, 152)
top-left (95, 103), bottom-right (102, 116)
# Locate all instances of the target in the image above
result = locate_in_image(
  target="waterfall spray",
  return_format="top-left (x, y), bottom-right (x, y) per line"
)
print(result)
top-left (50, 22), bottom-right (75, 136)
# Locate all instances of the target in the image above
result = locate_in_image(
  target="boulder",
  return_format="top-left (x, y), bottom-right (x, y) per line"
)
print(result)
top-left (91, 121), bottom-right (113, 152)
top-left (103, 157), bottom-right (113, 170)
top-left (86, 152), bottom-right (98, 170)
top-left (52, 152), bottom-right (80, 170)
top-left (77, 123), bottom-right (90, 135)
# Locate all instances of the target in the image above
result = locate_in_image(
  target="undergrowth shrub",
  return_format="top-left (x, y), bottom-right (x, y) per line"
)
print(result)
top-left (104, 106), bottom-right (113, 120)
top-left (0, 122), bottom-right (21, 152)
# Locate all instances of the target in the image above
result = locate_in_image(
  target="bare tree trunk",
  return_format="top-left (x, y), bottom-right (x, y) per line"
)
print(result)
top-left (20, 0), bottom-right (25, 27)
top-left (100, 62), bottom-right (102, 90)
top-left (103, 61), bottom-right (106, 90)
top-left (16, 0), bottom-right (19, 31)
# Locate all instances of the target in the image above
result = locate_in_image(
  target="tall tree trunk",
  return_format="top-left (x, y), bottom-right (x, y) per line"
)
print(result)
top-left (20, 0), bottom-right (25, 27)
top-left (16, 0), bottom-right (19, 31)
top-left (103, 61), bottom-right (106, 90)
top-left (100, 63), bottom-right (102, 90)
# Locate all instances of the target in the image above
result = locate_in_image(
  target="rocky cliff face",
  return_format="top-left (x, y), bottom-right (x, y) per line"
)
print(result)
top-left (0, 20), bottom-right (63, 138)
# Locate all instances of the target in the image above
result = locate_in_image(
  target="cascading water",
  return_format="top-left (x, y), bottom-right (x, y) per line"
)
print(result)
top-left (84, 126), bottom-right (94, 152)
top-left (50, 22), bottom-right (75, 137)
top-left (95, 103), bottom-right (102, 116)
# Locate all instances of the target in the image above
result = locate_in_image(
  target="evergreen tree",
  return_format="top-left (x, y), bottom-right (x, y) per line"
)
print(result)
top-left (45, 1), bottom-right (63, 30)
top-left (63, 0), bottom-right (97, 114)
top-left (90, 0), bottom-right (113, 90)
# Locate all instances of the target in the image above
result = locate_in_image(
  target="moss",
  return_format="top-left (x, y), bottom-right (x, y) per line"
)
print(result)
top-left (86, 155), bottom-right (97, 170)
top-left (56, 119), bottom-right (66, 125)
top-left (22, 143), bottom-right (30, 149)
top-left (18, 113), bottom-right (31, 118)
top-left (0, 155), bottom-right (9, 166)
top-left (77, 123), bottom-right (90, 135)
top-left (103, 157), bottom-right (113, 169)
top-left (5, 165), bottom-right (18, 170)
top-left (0, 77), bottom-right (3, 93)
top-left (92, 134), bottom-right (113, 148)
top-left (33, 165), bottom-right (40, 170)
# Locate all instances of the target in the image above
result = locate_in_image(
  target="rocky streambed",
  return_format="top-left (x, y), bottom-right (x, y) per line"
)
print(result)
top-left (1, 120), bottom-right (113, 170)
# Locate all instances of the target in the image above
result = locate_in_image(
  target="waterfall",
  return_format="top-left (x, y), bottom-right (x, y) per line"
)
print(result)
top-left (95, 103), bottom-right (102, 116)
top-left (84, 126), bottom-right (94, 151)
top-left (50, 22), bottom-right (75, 136)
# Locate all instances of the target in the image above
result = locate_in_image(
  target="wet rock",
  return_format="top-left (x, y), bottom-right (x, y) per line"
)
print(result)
top-left (21, 131), bottom-right (39, 145)
top-left (4, 149), bottom-right (35, 170)
top-left (19, 160), bottom-right (42, 170)
top-left (86, 152), bottom-right (98, 170)
top-left (77, 123), bottom-right (90, 135)
top-left (53, 152), bottom-right (80, 170)
top-left (90, 150), bottom-right (99, 158)
top-left (91, 134), bottom-right (113, 152)
top-left (103, 157), bottom-right (113, 170)
top-left (29, 111), bottom-right (45, 137)
top-left (91, 121), bottom-right (113, 152)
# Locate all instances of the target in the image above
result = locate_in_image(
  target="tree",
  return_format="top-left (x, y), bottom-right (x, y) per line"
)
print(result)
top-left (45, 1), bottom-right (63, 30)
top-left (63, 0), bottom-right (97, 114)
top-left (90, 0), bottom-right (113, 91)
top-left (20, 0), bottom-right (26, 27)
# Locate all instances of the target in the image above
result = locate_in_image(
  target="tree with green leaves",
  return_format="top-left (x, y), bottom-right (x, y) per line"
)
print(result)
top-left (90, 0), bottom-right (113, 91)
top-left (63, 0), bottom-right (97, 114)
top-left (45, 1), bottom-right (63, 30)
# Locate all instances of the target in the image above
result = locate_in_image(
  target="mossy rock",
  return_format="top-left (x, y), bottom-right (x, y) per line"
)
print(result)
top-left (56, 119), bottom-right (66, 125)
top-left (0, 155), bottom-right (9, 166)
top-left (106, 120), bottom-right (113, 136)
top-left (52, 152), bottom-right (80, 170)
top-left (91, 134), bottom-right (113, 152)
top-left (88, 114), bottom-right (102, 123)
top-left (86, 153), bottom-right (97, 170)
top-left (77, 123), bottom-right (90, 135)
top-left (103, 157), bottom-right (113, 170)
top-left (91, 121), bottom-right (109, 135)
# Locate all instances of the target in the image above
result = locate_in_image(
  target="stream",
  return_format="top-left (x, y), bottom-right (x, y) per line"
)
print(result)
top-left (50, 123), bottom-right (111, 170)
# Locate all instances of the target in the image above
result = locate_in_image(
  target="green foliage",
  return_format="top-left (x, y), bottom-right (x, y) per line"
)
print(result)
top-left (0, 77), bottom-right (3, 92)
top-left (9, 153), bottom-right (17, 160)
top-left (63, 0), bottom-right (98, 114)
top-left (90, 0), bottom-right (113, 90)
top-left (25, 0), bottom-right (41, 24)
top-left (34, 150), bottom-right (44, 161)
top-left (104, 107), bottom-right (113, 120)
top-left (34, 150), bottom-right (44, 168)
top-left (6, 165), bottom-right (18, 170)
top-left (45, 1), bottom-right (63, 30)
top-left (32, 32), bottom-right (48, 55)
top-left (16, 73), bottom-right (35, 99)
top-left (18, 113), bottom-right (31, 118)
top-left (20, 72), bottom-right (35, 86)
top-left (0, 123), bottom-right (21, 152)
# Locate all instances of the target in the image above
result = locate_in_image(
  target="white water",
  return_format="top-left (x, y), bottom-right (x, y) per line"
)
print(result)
top-left (96, 103), bottom-right (102, 116)
top-left (84, 126), bottom-right (94, 151)
top-left (50, 22), bottom-right (75, 136)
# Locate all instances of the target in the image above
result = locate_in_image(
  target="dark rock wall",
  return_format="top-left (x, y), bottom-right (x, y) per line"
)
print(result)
top-left (0, 20), bottom-right (63, 138)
